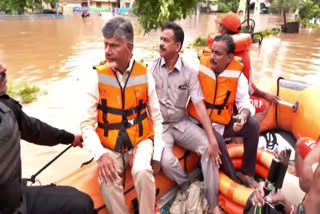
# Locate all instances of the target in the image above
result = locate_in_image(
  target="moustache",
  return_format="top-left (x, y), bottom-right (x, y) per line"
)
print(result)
top-left (160, 45), bottom-right (166, 52)
top-left (210, 59), bottom-right (216, 65)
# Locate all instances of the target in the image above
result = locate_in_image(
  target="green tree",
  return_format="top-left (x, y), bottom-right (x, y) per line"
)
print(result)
top-left (0, 0), bottom-right (27, 14)
top-left (0, 0), bottom-right (57, 13)
top-left (216, 0), bottom-right (239, 13)
top-left (270, 0), bottom-right (299, 31)
top-left (299, 0), bottom-right (320, 26)
top-left (132, 0), bottom-right (197, 33)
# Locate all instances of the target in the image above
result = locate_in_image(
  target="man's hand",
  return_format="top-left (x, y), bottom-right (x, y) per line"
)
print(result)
top-left (207, 142), bottom-right (221, 167)
top-left (233, 109), bottom-right (249, 132)
top-left (252, 182), bottom-right (265, 207)
top-left (98, 153), bottom-right (118, 184)
top-left (72, 134), bottom-right (83, 148)
top-left (193, 101), bottom-right (221, 167)
top-left (252, 182), bottom-right (292, 213)
top-left (151, 160), bottom-right (161, 175)
top-left (263, 92), bottom-right (280, 104)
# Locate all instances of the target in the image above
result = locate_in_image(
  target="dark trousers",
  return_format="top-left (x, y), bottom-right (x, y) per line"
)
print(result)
top-left (214, 129), bottom-right (240, 183)
top-left (23, 185), bottom-right (94, 214)
top-left (223, 116), bottom-right (260, 176)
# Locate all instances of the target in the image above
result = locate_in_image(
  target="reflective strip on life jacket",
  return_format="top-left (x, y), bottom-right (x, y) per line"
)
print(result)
top-left (199, 64), bottom-right (216, 80)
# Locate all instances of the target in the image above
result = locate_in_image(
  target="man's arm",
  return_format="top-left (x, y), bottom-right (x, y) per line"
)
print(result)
top-left (233, 74), bottom-right (255, 132)
top-left (146, 70), bottom-right (164, 175)
top-left (252, 88), bottom-right (280, 104)
top-left (299, 144), bottom-right (320, 192)
top-left (80, 66), bottom-right (118, 184)
top-left (193, 101), bottom-right (221, 167)
top-left (80, 66), bottom-right (107, 160)
top-left (19, 110), bottom-right (75, 146)
top-left (188, 66), bottom-right (221, 167)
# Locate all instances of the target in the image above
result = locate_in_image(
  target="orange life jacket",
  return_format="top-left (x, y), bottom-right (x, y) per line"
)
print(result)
top-left (94, 61), bottom-right (153, 152)
top-left (188, 57), bottom-right (243, 125)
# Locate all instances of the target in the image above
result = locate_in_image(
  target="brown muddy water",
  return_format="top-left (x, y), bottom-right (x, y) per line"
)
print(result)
top-left (0, 13), bottom-right (319, 184)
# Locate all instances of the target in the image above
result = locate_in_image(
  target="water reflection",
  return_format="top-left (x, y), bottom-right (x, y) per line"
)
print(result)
top-left (1, 14), bottom-right (320, 85)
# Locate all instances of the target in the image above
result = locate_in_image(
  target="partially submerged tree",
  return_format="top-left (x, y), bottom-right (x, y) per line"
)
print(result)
top-left (132, 0), bottom-right (197, 33)
top-left (270, 0), bottom-right (299, 32)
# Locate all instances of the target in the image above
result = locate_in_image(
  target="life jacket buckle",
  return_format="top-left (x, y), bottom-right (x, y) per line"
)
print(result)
top-left (127, 119), bottom-right (135, 126)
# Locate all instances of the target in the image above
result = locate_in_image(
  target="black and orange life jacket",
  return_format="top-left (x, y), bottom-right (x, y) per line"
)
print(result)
top-left (188, 57), bottom-right (243, 125)
top-left (94, 61), bottom-right (153, 152)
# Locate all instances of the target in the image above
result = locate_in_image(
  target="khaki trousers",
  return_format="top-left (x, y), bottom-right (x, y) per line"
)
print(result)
top-left (99, 139), bottom-right (155, 214)
top-left (161, 120), bottom-right (219, 208)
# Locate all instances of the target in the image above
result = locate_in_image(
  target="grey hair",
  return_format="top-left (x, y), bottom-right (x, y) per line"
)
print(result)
top-left (102, 17), bottom-right (134, 44)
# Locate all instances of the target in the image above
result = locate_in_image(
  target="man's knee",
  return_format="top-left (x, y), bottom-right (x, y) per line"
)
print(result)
top-left (160, 149), bottom-right (178, 169)
top-left (132, 168), bottom-right (154, 186)
top-left (132, 164), bottom-right (152, 179)
top-left (246, 117), bottom-right (260, 133)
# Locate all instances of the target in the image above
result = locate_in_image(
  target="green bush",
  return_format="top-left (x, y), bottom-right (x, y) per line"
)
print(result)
top-left (7, 82), bottom-right (41, 104)
top-left (307, 23), bottom-right (319, 28)
top-left (259, 28), bottom-right (281, 37)
top-left (193, 37), bottom-right (207, 47)
top-left (18, 84), bottom-right (39, 103)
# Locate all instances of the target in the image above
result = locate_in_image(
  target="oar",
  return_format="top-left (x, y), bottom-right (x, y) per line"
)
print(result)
top-left (277, 100), bottom-right (299, 112)
top-left (25, 144), bottom-right (73, 184)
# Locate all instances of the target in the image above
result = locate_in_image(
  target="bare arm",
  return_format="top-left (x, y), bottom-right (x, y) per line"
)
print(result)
top-left (253, 88), bottom-right (280, 104)
top-left (299, 144), bottom-right (320, 192)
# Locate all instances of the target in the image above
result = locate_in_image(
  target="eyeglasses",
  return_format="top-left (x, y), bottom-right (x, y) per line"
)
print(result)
top-left (0, 72), bottom-right (6, 82)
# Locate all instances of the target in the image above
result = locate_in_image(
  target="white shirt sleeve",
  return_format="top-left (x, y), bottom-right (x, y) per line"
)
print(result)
top-left (80, 65), bottom-right (109, 160)
top-left (146, 70), bottom-right (164, 161)
top-left (235, 73), bottom-right (255, 116)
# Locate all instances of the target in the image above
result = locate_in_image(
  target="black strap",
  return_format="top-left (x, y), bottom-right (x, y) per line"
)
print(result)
top-left (98, 111), bottom-right (148, 137)
top-left (132, 197), bottom-right (139, 214)
top-left (136, 100), bottom-right (144, 137)
top-left (97, 99), bottom-right (147, 138)
top-left (183, 151), bottom-right (190, 172)
top-left (98, 100), bottom-right (147, 117)
top-left (205, 90), bottom-right (231, 115)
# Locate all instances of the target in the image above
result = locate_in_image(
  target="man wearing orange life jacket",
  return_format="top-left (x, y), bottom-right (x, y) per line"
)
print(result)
top-left (80, 17), bottom-right (164, 214)
top-left (188, 34), bottom-right (260, 187)
top-left (202, 11), bottom-right (280, 122)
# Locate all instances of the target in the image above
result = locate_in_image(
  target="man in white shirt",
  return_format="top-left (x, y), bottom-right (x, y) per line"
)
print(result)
top-left (80, 17), bottom-right (163, 214)
top-left (188, 34), bottom-right (260, 188)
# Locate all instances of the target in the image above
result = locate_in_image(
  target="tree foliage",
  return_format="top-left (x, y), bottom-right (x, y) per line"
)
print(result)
top-left (216, 0), bottom-right (239, 13)
top-left (132, 0), bottom-right (197, 33)
top-left (269, 0), bottom-right (299, 29)
top-left (269, 0), bottom-right (299, 13)
top-left (299, 0), bottom-right (320, 24)
top-left (0, 0), bottom-right (57, 13)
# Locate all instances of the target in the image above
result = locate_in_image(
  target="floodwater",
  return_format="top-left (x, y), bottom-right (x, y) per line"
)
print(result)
top-left (1, 13), bottom-right (320, 184)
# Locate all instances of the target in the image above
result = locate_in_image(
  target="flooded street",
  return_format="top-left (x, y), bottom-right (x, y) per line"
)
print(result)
top-left (1, 13), bottom-right (320, 184)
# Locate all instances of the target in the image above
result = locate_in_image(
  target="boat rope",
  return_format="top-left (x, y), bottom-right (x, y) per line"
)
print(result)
top-left (81, 158), bottom-right (94, 168)
top-left (25, 144), bottom-right (73, 184)
top-left (275, 77), bottom-right (284, 130)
